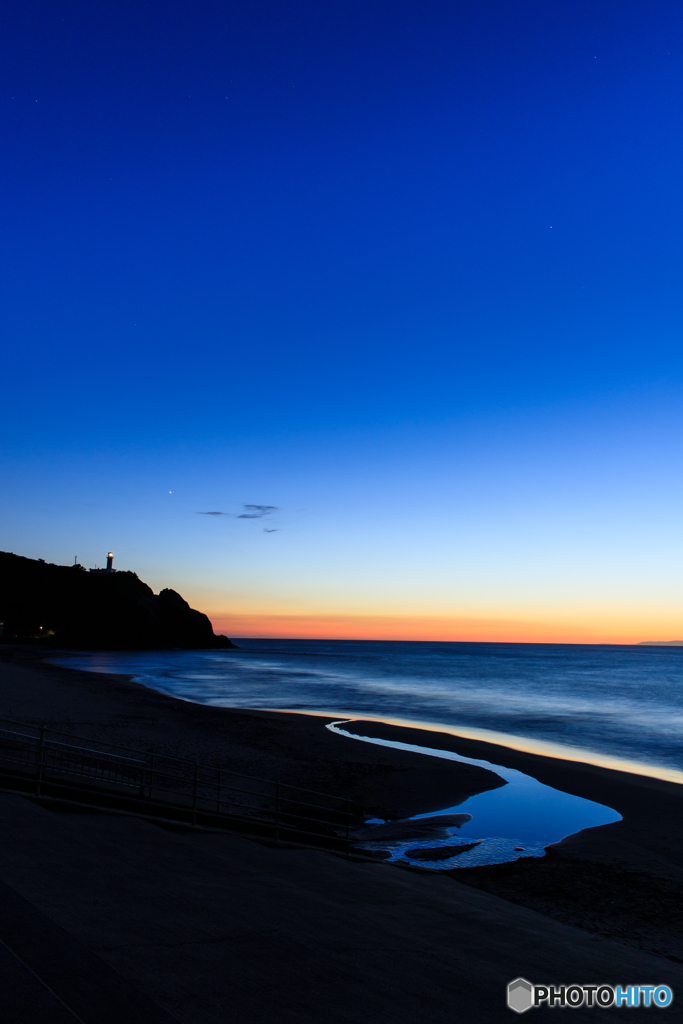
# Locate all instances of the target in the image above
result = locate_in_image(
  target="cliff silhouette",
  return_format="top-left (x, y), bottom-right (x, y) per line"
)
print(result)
top-left (0, 552), bottom-right (235, 650)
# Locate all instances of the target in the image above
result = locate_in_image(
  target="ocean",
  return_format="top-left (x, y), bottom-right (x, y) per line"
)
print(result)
top-left (54, 638), bottom-right (683, 778)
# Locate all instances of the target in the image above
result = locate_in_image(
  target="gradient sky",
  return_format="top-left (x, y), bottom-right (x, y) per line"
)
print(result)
top-left (2, 0), bottom-right (683, 642)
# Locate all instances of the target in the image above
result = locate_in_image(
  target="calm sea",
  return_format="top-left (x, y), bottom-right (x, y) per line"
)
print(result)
top-left (54, 639), bottom-right (683, 779)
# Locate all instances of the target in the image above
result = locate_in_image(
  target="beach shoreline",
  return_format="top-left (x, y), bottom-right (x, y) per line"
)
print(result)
top-left (2, 643), bottom-right (683, 878)
top-left (2, 644), bottom-right (683, 971)
top-left (0, 645), bottom-right (506, 821)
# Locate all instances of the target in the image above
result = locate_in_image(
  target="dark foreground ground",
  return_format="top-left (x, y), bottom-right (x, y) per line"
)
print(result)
top-left (454, 853), bottom-right (683, 965)
top-left (0, 646), bottom-right (682, 1022)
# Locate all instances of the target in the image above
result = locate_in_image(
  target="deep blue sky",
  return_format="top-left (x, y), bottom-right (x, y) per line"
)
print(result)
top-left (2, 1), bottom-right (683, 639)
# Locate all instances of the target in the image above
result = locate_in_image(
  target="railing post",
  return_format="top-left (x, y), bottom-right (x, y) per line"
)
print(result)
top-left (35, 727), bottom-right (46, 796)
top-left (274, 782), bottom-right (280, 846)
top-left (191, 763), bottom-right (199, 826)
top-left (345, 797), bottom-right (351, 858)
top-left (139, 756), bottom-right (146, 798)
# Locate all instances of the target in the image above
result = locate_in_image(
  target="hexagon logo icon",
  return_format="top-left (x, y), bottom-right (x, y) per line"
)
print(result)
top-left (508, 978), bottom-right (534, 1013)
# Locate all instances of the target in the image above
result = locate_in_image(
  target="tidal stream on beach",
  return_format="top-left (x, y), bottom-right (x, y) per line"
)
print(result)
top-left (328, 722), bottom-right (619, 868)
top-left (53, 638), bottom-right (683, 867)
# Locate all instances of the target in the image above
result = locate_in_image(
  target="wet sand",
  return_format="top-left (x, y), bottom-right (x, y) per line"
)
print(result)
top-left (0, 647), bottom-right (505, 819)
top-left (1, 643), bottom-right (683, 995)
top-left (341, 719), bottom-right (683, 879)
top-left (3, 646), bottom-right (682, 876)
top-left (339, 720), bottom-right (683, 964)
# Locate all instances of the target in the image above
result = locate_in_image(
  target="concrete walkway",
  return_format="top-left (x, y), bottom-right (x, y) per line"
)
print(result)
top-left (0, 874), bottom-right (177, 1023)
top-left (0, 794), bottom-right (680, 1022)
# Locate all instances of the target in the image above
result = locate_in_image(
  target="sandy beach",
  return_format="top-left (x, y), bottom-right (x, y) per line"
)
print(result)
top-left (0, 646), bottom-right (507, 819)
top-left (1, 644), bottom-right (682, 1021)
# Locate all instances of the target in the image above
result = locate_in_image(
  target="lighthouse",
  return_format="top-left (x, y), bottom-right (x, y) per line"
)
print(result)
top-left (89, 552), bottom-right (117, 574)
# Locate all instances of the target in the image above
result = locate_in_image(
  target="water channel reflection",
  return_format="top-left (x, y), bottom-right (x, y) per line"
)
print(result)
top-left (328, 722), bottom-right (621, 868)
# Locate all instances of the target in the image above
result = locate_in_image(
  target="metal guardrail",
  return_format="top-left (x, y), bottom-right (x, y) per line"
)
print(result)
top-left (0, 717), bottom-right (355, 851)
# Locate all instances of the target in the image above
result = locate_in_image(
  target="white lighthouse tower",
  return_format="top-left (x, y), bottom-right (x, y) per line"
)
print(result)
top-left (89, 552), bottom-right (117, 574)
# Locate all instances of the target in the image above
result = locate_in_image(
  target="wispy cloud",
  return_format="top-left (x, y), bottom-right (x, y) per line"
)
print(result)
top-left (196, 504), bottom-right (280, 519)
top-left (237, 505), bottom-right (279, 519)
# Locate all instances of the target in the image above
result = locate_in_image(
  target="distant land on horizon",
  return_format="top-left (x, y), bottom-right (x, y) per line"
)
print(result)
top-left (637, 640), bottom-right (683, 646)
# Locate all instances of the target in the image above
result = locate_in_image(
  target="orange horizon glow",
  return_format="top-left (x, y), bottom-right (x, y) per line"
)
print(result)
top-left (208, 610), bottom-right (681, 646)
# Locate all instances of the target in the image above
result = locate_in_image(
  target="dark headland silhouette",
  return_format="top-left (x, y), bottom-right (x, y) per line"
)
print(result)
top-left (0, 551), bottom-right (235, 649)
